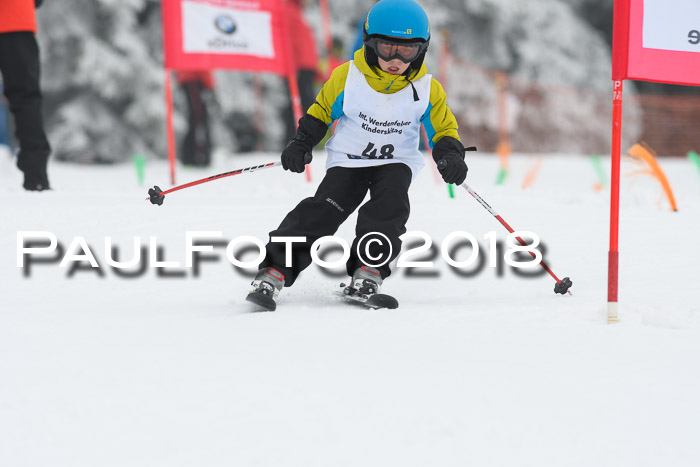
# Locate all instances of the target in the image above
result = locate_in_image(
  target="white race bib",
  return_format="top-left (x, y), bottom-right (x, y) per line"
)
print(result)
top-left (325, 61), bottom-right (431, 179)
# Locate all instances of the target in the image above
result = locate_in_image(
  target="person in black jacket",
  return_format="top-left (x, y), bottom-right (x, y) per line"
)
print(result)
top-left (0, 0), bottom-right (51, 191)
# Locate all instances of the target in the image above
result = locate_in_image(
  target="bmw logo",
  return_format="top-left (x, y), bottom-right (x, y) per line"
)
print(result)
top-left (214, 15), bottom-right (236, 35)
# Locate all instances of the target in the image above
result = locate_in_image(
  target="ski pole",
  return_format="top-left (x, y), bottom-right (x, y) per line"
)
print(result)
top-left (438, 158), bottom-right (572, 295)
top-left (146, 153), bottom-right (311, 205)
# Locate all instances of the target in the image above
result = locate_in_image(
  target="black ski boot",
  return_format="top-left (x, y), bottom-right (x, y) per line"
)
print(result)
top-left (349, 266), bottom-right (383, 298)
top-left (246, 267), bottom-right (285, 311)
top-left (339, 266), bottom-right (398, 309)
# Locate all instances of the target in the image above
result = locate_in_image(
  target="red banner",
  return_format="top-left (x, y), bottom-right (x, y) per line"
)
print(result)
top-left (162, 0), bottom-right (290, 75)
top-left (613, 0), bottom-right (700, 86)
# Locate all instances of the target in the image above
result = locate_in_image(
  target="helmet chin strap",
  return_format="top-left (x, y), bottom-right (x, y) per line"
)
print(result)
top-left (402, 51), bottom-right (428, 102)
top-left (403, 67), bottom-right (420, 102)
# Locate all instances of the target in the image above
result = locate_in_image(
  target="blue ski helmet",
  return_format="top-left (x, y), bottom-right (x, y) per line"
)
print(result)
top-left (363, 0), bottom-right (430, 73)
top-left (364, 0), bottom-right (430, 42)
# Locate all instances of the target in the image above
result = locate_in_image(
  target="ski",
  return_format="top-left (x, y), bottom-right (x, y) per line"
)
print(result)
top-left (245, 291), bottom-right (277, 311)
top-left (246, 283), bottom-right (399, 312)
top-left (333, 283), bottom-right (399, 310)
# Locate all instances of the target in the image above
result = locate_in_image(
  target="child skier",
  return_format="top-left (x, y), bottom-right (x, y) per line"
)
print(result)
top-left (246, 0), bottom-right (468, 311)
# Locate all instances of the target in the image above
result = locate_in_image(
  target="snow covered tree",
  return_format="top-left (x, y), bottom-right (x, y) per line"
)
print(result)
top-left (37, 0), bottom-right (169, 162)
top-left (35, 0), bottom-right (639, 162)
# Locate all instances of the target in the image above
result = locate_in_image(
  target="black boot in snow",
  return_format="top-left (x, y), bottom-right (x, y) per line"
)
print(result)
top-left (339, 266), bottom-right (398, 309)
top-left (246, 267), bottom-right (285, 311)
top-left (349, 266), bottom-right (383, 299)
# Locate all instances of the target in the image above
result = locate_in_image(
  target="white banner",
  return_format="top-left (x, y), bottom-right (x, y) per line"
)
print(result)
top-left (182, 1), bottom-right (274, 57)
top-left (643, 0), bottom-right (700, 53)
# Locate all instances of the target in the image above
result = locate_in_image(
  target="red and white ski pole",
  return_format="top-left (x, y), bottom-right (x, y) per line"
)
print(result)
top-left (438, 158), bottom-right (572, 295)
top-left (147, 154), bottom-right (311, 205)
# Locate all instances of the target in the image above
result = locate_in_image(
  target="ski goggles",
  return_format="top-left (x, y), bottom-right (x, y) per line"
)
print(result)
top-left (366, 37), bottom-right (428, 63)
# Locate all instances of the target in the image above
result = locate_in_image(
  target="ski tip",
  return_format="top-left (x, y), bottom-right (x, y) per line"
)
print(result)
top-left (245, 292), bottom-right (277, 312)
top-left (366, 294), bottom-right (399, 310)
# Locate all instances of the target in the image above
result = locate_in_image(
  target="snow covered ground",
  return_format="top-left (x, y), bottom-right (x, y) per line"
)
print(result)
top-left (2, 149), bottom-right (699, 466)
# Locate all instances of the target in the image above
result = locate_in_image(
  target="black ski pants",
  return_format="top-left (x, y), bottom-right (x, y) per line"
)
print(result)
top-left (0, 32), bottom-right (51, 179)
top-left (260, 163), bottom-right (412, 286)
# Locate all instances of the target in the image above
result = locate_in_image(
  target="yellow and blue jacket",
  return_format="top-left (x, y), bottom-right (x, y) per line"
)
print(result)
top-left (307, 47), bottom-right (461, 148)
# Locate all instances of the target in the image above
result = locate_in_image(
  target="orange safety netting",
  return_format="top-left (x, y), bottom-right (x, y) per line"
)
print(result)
top-left (442, 49), bottom-right (700, 157)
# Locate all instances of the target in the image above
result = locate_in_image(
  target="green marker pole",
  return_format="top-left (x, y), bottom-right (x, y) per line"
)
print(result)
top-left (133, 154), bottom-right (146, 186)
top-left (590, 154), bottom-right (608, 187)
top-left (688, 151), bottom-right (700, 175)
top-left (495, 166), bottom-right (508, 186)
top-left (447, 183), bottom-right (455, 198)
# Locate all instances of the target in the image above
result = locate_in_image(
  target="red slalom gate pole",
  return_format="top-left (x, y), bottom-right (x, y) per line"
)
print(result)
top-left (164, 70), bottom-right (177, 185)
top-left (607, 80), bottom-right (624, 324)
top-left (319, 0), bottom-right (333, 58)
top-left (287, 70), bottom-right (311, 184)
top-left (281, 4), bottom-right (312, 184)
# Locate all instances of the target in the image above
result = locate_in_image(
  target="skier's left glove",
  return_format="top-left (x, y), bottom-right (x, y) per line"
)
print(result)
top-left (433, 136), bottom-right (469, 185)
top-left (281, 114), bottom-right (328, 173)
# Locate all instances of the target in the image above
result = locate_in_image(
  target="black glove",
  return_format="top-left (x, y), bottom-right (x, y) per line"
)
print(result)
top-left (281, 114), bottom-right (328, 173)
top-left (35, 0), bottom-right (44, 8)
top-left (281, 136), bottom-right (313, 173)
top-left (433, 136), bottom-right (470, 185)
